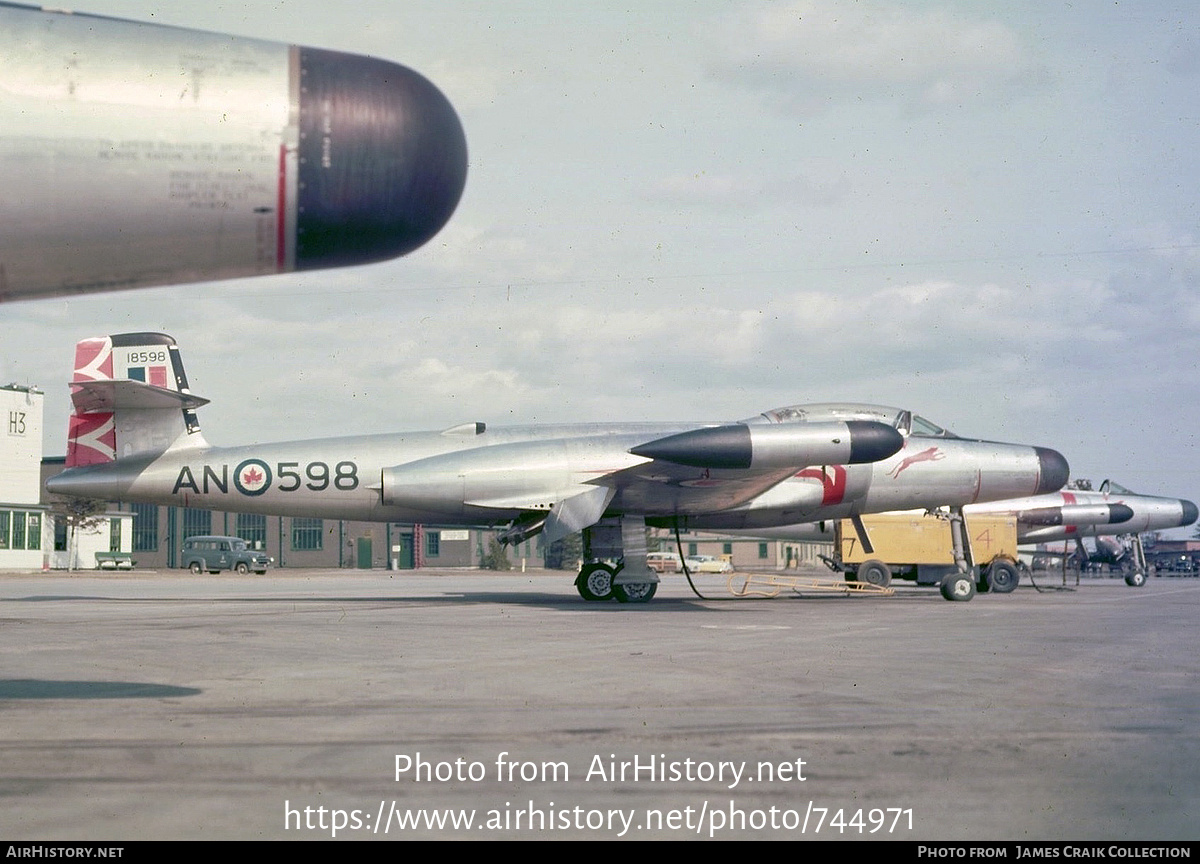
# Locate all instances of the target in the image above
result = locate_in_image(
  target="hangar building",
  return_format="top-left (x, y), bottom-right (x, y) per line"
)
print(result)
top-left (1, 384), bottom-right (47, 569)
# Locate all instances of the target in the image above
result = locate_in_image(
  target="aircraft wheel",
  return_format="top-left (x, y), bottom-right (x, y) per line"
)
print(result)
top-left (1125, 570), bottom-right (1147, 588)
top-left (189, 562), bottom-right (202, 575)
top-left (576, 563), bottom-right (615, 601)
top-left (940, 571), bottom-right (976, 602)
top-left (856, 559), bottom-right (892, 587)
top-left (985, 559), bottom-right (1020, 594)
top-left (613, 582), bottom-right (658, 603)
top-left (235, 562), bottom-right (249, 575)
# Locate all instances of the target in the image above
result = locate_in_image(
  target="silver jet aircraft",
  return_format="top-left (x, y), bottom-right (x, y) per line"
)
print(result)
top-left (734, 478), bottom-right (1196, 589)
top-left (0, 4), bottom-right (467, 302)
top-left (966, 480), bottom-right (1198, 585)
top-left (963, 480), bottom-right (1198, 544)
top-left (46, 333), bottom-right (1069, 603)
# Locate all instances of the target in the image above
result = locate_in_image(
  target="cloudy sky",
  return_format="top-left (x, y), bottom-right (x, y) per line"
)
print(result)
top-left (4, 1), bottom-right (1200, 518)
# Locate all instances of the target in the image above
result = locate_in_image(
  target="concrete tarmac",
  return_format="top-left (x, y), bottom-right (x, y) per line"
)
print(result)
top-left (1, 567), bottom-right (1197, 840)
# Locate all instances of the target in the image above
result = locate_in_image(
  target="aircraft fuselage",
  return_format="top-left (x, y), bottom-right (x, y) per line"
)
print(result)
top-left (48, 424), bottom-right (1066, 531)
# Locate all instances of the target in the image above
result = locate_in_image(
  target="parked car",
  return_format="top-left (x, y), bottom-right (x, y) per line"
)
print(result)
top-left (684, 555), bottom-right (733, 573)
top-left (646, 552), bottom-right (682, 573)
top-left (182, 535), bottom-right (271, 575)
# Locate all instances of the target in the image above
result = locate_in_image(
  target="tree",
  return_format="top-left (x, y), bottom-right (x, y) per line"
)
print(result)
top-left (543, 532), bottom-right (583, 570)
top-left (481, 537), bottom-right (512, 571)
top-left (50, 498), bottom-right (107, 571)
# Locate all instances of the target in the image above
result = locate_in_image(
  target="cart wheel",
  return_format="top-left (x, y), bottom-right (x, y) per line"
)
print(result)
top-left (940, 571), bottom-right (976, 602)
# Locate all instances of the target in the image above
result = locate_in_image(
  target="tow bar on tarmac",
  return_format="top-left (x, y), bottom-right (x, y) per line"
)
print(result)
top-left (726, 571), bottom-right (896, 599)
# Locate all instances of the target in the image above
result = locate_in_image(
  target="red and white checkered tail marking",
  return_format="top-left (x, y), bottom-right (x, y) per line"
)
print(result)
top-left (72, 336), bottom-right (114, 383)
top-left (65, 337), bottom-right (116, 467)
top-left (66, 411), bottom-right (116, 467)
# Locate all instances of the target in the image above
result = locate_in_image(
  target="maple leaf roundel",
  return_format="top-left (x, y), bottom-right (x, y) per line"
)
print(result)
top-left (233, 459), bottom-right (273, 496)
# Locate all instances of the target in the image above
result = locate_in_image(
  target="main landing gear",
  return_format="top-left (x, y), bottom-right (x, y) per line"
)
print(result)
top-left (576, 562), bottom-right (615, 601)
top-left (573, 517), bottom-right (660, 603)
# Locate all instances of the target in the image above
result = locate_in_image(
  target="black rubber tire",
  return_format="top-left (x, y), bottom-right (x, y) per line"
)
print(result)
top-left (856, 559), bottom-right (892, 587)
top-left (613, 582), bottom-right (657, 603)
top-left (576, 564), bottom-right (615, 601)
top-left (985, 559), bottom-right (1020, 594)
top-left (940, 571), bottom-right (976, 602)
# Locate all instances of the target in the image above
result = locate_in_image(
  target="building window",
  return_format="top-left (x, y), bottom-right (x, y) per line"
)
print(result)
top-left (237, 513), bottom-right (267, 549)
top-left (723, 542), bottom-right (732, 555)
top-left (426, 531), bottom-right (440, 558)
top-left (759, 542), bottom-right (769, 559)
top-left (110, 518), bottom-right (122, 553)
top-left (688, 542), bottom-right (697, 557)
top-left (0, 511), bottom-right (41, 550)
top-left (292, 518), bottom-right (323, 551)
top-left (182, 508), bottom-right (211, 538)
top-left (132, 503), bottom-right (158, 552)
top-left (55, 518), bottom-right (68, 551)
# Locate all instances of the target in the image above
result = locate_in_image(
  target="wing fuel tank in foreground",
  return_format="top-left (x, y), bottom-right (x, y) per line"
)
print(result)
top-left (0, 4), bottom-right (468, 301)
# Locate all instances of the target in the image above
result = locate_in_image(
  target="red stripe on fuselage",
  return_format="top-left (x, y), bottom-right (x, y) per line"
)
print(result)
top-left (1062, 491), bottom-right (1076, 533)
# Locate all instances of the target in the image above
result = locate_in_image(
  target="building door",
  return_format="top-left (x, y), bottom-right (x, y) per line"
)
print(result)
top-left (356, 536), bottom-right (372, 569)
top-left (397, 532), bottom-right (415, 569)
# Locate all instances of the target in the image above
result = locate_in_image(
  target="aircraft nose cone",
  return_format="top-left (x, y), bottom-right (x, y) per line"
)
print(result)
top-left (295, 48), bottom-right (468, 269)
top-left (1180, 499), bottom-right (1199, 528)
top-left (1035, 447), bottom-right (1070, 494)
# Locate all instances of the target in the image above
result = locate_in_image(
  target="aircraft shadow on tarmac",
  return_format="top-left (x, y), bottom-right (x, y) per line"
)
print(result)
top-left (0, 679), bottom-right (202, 700)
top-left (6, 587), bottom-right (934, 610)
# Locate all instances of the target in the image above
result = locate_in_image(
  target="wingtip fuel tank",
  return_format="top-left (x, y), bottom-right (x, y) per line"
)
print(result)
top-left (291, 47), bottom-right (467, 270)
top-left (628, 421), bottom-right (904, 470)
top-left (1034, 447), bottom-right (1070, 495)
top-left (0, 5), bottom-right (468, 301)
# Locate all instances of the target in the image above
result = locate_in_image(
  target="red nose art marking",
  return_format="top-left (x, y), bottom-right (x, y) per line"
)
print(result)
top-left (888, 446), bottom-right (944, 479)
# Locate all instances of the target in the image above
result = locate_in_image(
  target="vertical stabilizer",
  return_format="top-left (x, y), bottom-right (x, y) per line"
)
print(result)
top-left (66, 333), bottom-right (208, 466)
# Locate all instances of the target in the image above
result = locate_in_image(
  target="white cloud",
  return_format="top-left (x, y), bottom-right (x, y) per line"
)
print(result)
top-left (712, 1), bottom-right (1045, 112)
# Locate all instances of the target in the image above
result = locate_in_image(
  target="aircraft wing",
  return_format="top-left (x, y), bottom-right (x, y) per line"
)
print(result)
top-left (379, 420), bottom-right (903, 542)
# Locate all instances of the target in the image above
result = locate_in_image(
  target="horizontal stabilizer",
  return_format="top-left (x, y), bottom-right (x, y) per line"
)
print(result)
top-left (70, 379), bottom-right (209, 414)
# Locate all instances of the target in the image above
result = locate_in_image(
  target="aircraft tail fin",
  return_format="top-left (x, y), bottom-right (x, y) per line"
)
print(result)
top-left (65, 333), bottom-right (209, 466)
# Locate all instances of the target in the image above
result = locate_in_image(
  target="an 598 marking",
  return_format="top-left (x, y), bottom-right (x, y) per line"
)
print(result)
top-left (173, 459), bottom-right (360, 496)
